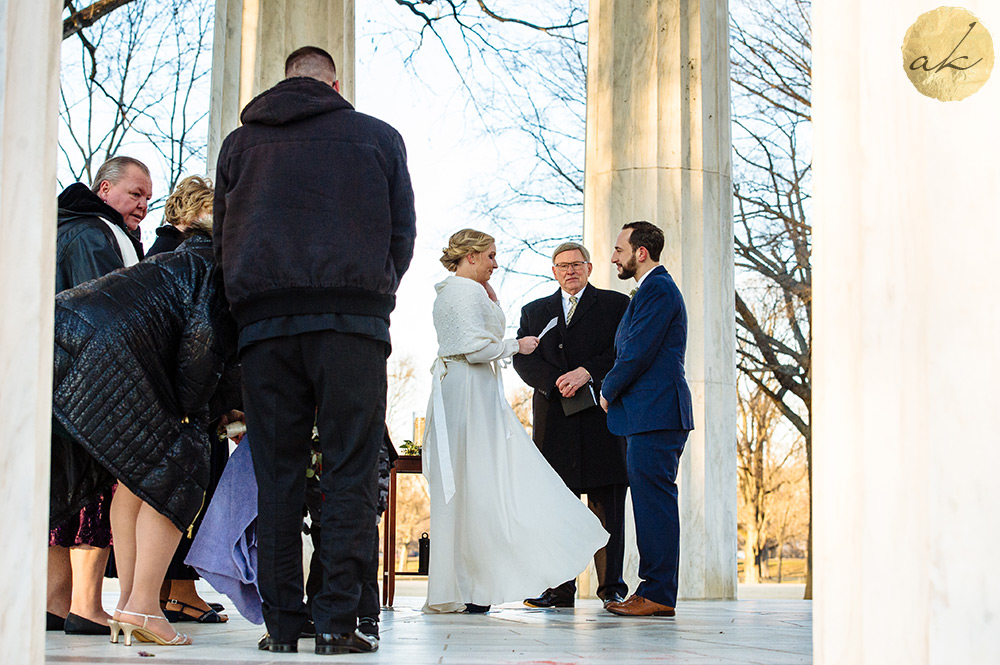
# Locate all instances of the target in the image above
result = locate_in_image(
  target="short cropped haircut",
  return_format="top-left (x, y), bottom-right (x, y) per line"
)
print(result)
top-left (90, 156), bottom-right (150, 194)
top-left (285, 46), bottom-right (337, 80)
top-left (551, 241), bottom-right (591, 263)
top-left (440, 229), bottom-right (495, 272)
top-left (622, 221), bottom-right (664, 262)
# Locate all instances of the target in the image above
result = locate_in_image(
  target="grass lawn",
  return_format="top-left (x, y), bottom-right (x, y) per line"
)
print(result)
top-left (738, 557), bottom-right (806, 583)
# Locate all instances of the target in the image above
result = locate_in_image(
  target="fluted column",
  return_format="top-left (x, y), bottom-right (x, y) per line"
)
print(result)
top-left (813, 2), bottom-right (1000, 663)
top-left (0, 0), bottom-right (61, 662)
top-left (584, 0), bottom-right (737, 600)
top-left (208, 0), bottom-right (354, 168)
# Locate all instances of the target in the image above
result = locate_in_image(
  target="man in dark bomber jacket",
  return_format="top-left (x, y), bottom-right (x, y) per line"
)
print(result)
top-left (213, 46), bottom-right (415, 655)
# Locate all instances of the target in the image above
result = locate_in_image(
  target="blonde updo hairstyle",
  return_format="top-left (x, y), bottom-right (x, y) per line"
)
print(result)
top-left (163, 175), bottom-right (214, 236)
top-left (440, 228), bottom-right (495, 272)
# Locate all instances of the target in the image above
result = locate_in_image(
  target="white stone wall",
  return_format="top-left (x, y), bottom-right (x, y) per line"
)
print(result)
top-left (812, 1), bottom-right (1000, 662)
top-left (0, 1), bottom-right (61, 662)
top-left (208, 0), bottom-right (355, 169)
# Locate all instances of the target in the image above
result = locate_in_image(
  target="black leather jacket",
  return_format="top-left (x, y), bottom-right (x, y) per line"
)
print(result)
top-left (50, 235), bottom-right (241, 531)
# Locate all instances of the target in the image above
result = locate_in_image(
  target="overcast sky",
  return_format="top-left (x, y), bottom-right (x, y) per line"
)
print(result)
top-left (353, 3), bottom-right (568, 439)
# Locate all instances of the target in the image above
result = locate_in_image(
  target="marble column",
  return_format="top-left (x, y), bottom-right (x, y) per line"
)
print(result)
top-left (812, 2), bottom-right (1000, 663)
top-left (584, 0), bottom-right (737, 600)
top-left (0, 1), bottom-right (62, 662)
top-left (208, 0), bottom-right (355, 168)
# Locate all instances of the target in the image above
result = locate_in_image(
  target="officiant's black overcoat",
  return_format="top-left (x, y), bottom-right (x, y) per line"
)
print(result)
top-left (513, 284), bottom-right (629, 490)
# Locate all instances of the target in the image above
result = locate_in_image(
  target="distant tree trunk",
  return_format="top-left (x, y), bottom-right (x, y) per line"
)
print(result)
top-left (805, 452), bottom-right (813, 598)
top-left (777, 543), bottom-right (784, 583)
top-left (731, 0), bottom-right (813, 598)
top-left (752, 436), bottom-right (766, 582)
top-left (398, 541), bottom-right (409, 572)
top-left (744, 525), bottom-right (759, 584)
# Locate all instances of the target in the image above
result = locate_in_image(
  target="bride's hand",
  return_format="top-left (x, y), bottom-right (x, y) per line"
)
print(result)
top-left (517, 336), bottom-right (540, 355)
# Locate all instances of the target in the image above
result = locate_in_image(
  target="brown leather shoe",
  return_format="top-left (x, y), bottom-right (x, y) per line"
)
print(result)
top-left (605, 594), bottom-right (675, 617)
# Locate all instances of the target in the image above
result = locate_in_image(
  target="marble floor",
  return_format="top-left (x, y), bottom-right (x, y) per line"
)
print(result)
top-left (45, 583), bottom-right (812, 664)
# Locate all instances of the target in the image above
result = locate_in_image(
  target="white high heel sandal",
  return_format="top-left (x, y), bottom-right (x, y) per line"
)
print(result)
top-left (117, 610), bottom-right (191, 646)
top-left (108, 607), bottom-right (126, 644)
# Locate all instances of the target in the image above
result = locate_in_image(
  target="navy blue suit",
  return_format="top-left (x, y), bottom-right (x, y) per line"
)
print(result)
top-left (602, 265), bottom-right (693, 607)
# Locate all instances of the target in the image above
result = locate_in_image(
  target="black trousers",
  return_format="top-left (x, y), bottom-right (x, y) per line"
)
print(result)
top-left (357, 528), bottom-right (381, 621)
top-left (548, 483), bottom-right (629, 602)
top-left (241, 330), bottom-right (387, 639)
top-left (306, 507), bottom-right (381, 622)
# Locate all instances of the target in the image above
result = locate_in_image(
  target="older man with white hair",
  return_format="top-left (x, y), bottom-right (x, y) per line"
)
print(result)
top-left (513, 241), bottom-right (631, 610)
top-left (49, 155), bottom-right (152, 636)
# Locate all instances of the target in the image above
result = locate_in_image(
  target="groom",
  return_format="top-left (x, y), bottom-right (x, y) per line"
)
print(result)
top-left (599, 221), bottom-right (694, 617)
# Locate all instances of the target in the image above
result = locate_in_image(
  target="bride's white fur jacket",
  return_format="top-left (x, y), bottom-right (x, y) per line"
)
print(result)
top-left (432, 275), bottom-right (519, 363)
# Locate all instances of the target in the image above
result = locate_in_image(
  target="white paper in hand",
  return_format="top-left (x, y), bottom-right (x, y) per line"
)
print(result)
top-left (538, 317), bottom-right (559, 340)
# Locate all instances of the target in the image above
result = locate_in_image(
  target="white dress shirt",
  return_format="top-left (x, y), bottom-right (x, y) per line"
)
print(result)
top-left (561, 284), bottom-right (588, 321)
top-left (634, 266), bottom-right (654, 292)
top-left (101, 218), bottom-right (140, 267)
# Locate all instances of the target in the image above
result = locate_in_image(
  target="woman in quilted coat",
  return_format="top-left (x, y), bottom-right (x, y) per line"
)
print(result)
top-left (49, 177), bottom-right (240, 646)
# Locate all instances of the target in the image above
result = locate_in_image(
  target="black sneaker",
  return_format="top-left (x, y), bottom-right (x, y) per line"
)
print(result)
top-left (358, 617), bottom-right (379, 641)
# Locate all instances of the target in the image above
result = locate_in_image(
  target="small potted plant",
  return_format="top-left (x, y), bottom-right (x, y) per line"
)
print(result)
top-left (399, 439), bottom-right (421, 457)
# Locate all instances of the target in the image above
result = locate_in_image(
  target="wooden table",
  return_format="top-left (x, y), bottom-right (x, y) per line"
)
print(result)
top-left (382, 455), bottom-right (424, 606)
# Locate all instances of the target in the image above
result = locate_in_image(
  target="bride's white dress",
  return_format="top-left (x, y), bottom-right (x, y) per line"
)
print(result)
top-left (422, 275), bottom-right (609, 613)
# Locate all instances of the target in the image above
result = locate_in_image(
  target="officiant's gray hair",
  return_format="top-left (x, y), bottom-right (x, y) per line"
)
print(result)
top-left (440, 228), bottom-right (495, 272)
top-left (551, 242), bottom-right (590, 263)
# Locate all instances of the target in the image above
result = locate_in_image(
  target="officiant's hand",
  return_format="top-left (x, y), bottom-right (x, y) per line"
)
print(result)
top-left (556, 367), bottom-right (591, 397)
top-left (517, 336), bottom-right (540, 355)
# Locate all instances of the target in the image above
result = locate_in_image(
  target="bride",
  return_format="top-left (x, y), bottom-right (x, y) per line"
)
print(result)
top-left (422, 229), bottom-right (609, 613)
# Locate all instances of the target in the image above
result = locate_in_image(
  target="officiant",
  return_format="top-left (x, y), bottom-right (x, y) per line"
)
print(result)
top-left (513, 242), bottom-right (631, 609)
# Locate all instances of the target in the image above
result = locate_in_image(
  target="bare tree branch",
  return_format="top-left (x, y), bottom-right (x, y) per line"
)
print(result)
top-left (64, 0), bottom-right (139, 40)
top-left (59, 0), bottom-right (212, 207)
top-left (731, 0), bottom-right (812, 597)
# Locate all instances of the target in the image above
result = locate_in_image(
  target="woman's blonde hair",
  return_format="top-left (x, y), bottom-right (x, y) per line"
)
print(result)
top-left (439, 228), bottom-right (495, 272)
top-left (163, 175), bottom-right (213, 234)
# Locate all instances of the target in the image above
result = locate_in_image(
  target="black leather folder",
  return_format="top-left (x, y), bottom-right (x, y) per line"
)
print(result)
top-left (560, 383), bottom-right (598, 416)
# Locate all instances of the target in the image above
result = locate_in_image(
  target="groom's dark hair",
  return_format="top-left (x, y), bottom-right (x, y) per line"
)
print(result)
top-left (622, 221), bottom-right (664, 262)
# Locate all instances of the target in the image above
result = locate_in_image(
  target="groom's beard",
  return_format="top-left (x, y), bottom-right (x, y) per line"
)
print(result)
top-left (617, 255), bottom-right (638, 280)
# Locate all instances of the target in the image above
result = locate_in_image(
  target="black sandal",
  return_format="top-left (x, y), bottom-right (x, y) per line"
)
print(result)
top-left (163, 599), bottom-right (227, 623)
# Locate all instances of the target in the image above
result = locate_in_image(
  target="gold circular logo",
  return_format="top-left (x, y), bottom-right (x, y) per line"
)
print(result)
top-left (902, 7), bottom-right (994, 101)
